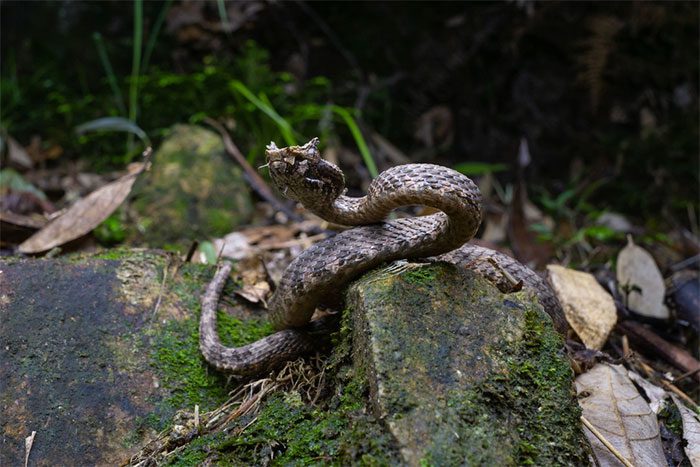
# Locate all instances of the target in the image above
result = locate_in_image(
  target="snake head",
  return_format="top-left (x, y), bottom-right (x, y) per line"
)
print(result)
top-left (266, 138), bottom-right (346, 206)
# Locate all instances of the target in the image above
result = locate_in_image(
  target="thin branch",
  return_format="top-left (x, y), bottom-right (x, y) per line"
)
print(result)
top-left (204, 117), bottom-right (302, 222)
top-left (580, 416), bottom-right (634, 467)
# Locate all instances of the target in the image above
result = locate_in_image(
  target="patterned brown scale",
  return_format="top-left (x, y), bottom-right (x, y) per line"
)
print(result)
top-left (199, 138), bottom-right (567, 375)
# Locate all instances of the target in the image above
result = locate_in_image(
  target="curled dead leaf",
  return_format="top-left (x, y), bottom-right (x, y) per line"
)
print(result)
top-left (18, 164), bottom-right (145, 254)
top-left (235, 281), bottom-right (271, 306)
top-left (547, 265), bottom-right (616, 350)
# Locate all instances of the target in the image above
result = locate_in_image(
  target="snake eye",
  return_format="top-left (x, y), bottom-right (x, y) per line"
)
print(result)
top-left (303, 177), bottom-right (324, 190)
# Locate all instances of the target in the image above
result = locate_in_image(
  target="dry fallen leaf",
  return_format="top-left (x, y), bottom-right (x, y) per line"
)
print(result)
top-left (212, 232), bottom-right (254, 261)
top-left (671, 395), bottom-right (700, 467)
top-left (575, 363), bottom-right (666, 467)
top-left (18, 164), bottom-right (144, 254)
top-left (626, 370), bottom-right (667, 414)
top-left (24, 430), bottom-right (36, 467)
top-left (547, 265), bottom-right (616, 350)
top-left (235, 281), bottom-right (271, 306)
top-left (7, 136), bottom-right (33, 169)
top-left (616, 235), bottom-right (669, 319)
top-left (232, 256), bottom-right (272, 306)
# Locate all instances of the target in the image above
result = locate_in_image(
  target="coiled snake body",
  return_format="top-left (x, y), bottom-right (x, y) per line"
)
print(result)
top-left (200, 139), bottom-right (567, 375)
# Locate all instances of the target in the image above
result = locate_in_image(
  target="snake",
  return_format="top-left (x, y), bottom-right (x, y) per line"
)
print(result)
top-left (200, 138), bottom-right (567, 375)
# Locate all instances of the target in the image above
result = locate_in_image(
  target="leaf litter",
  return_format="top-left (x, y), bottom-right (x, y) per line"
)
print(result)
top-left (576, 363), bottom-right (666, 467)
top-left (18, 150), bottom-right (151, 254)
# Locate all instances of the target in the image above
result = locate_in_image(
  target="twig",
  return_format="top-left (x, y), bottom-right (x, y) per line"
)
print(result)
top-left (673, 367), bottom-right (700, 383)
top-left (617, 320), bottom-right (700, 382)
top-left (580, 416), bottom-right (634, 467)
top-left (486, 257), bottom-right (523, 292)
top-left (660, 377), bottom-right (699, 409)
top-left (638, 361), bottom-right (699, 409)
top-left (24, 431), bottom-right (36, 467)
top-left (204, 117), bottom-right (302, 222)
top-left (151, 261), bottom-right (169, 320)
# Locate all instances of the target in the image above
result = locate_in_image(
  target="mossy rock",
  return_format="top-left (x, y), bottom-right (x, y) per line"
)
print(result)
top-left (0, 250), bottom-right (398, 465)
top-left (131, 124), bottom-right (253, 250)
top-left (0, 251), bottom-right (589, 465)
top-left (347, 261), bottom-right (590, 466)
top-left (0, 250), bottom-right (269, 464)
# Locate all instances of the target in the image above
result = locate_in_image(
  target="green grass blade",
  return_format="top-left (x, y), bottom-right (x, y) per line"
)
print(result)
top-left (230, 80), bottom-right (297, 146)
top-left (216, 0), bottom-right (231, 35)
top-left (141, 0), bottom-right (173, 73)
top-left (329, 106), bottom-right (378, 178)
top-left (128, 0), bottom-right (144, 142)
top-left (92, 33), bottom-right (127, 115)
top-left (75, 117), bottom-right (151, 146)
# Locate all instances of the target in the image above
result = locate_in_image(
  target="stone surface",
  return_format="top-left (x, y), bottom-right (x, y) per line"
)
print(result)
top-left (0, 250), bottom-right (241, 465)
top-left (0, 250), bottom-right (398, 466)
top-left (0, 251), bottom-right (590, 465)
top-left (347, 261), bottom-right (590, 466)
top-left (131, 124), bottom-right (253, 250)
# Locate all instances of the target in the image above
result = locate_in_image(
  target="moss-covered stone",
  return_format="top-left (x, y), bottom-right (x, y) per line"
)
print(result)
top-left (164, 364), bottom-right (400, 466)
top-left (1, 250), bottom-right (589, 465)
top-left (347, 261), bottom-right (590, 466)
top-left (0, 249), bottom-right (401, 465)
top-left (130, 124), bottom-right (253, 251)
top-left (0, 250), bottom-right (269, 464)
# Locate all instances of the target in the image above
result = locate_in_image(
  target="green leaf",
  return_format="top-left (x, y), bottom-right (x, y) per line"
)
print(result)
top-left (75, 117), bottom-right (150, 145)
top-left (328, 105), bottom-right (378, 178)
top-left (229, 80), bottom-right (297, 146)
top-left (199, 241), bottom-right (218, 265)
top-left (582, 225), bottom-right (620, 242)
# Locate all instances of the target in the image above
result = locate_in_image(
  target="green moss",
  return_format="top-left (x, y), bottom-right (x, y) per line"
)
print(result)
top-left (151, 316), bottom-right (230, 419)
top-left (163, 308), bottom-right (399, 466)
top-left (402, 264), bottom-right (439, 285)
top-left (658, 402), bottom-right (684, 438)
top-left (348, 263), bottom-right (589, 465)
top-left (175, 374), bottom-right (398, 466)
top-left (74, 246), bottom-right (144, 261)
top-left (148, 262), bottom-right (273, 427)
top-left (419, 304), bottom-right (586, 466)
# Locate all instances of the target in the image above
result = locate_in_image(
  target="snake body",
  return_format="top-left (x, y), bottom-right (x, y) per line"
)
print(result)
top-left (200, 138), bottom-right (567, 375)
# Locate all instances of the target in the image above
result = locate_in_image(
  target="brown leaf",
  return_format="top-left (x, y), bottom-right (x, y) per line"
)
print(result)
top-left (576, 363), bottom-right (666, 467)
top-left (547, 265), bottom-right (616, 350)
top-left (18, 165), bottom-right (144, 254)
top-left (616, 235), bottom-right (669, 319)
top-left (626, 371), bottom-right (667, 414)
top-left (508, 180), bottom-right (553, 269)
top-left (0, 211), bottom-right (47, 230)
top-left (671, 395), bottom-right (700, 466)
top-left (235, 281), bottom-right (270, 306)
top-left (7, 136), bottom-right (33, 169)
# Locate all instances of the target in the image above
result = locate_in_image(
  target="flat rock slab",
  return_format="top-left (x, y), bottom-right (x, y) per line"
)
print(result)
top-left (347, 261), bottom-right (589, 466)
top-left (0, 251), bottom-right (243, 465)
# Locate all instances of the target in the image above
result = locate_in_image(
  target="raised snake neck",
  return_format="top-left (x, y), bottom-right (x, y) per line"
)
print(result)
top-left (199, 138), bottom-right (567, 375)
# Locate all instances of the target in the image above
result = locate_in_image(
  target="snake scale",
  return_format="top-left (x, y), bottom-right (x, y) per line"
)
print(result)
top-left (200, 138), bottom-right (567, 375)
